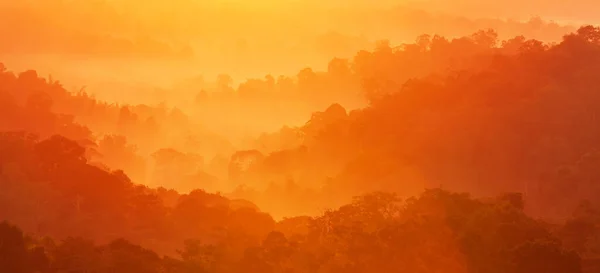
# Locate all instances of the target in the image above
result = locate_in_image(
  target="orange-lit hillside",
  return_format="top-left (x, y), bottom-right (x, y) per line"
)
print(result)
top-left (3, 1), bottom-right (600, 273)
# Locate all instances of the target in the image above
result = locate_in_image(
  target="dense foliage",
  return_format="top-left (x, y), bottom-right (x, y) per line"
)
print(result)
top-left (4, 21), bottom-right (600, 273)
top-left (229, 26), bottom-right (600, 220)
top-left (1, 190), bottom-right (595, 273)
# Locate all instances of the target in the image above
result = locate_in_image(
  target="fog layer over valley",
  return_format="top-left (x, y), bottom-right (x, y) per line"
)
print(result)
top-left (3, 2), bottom-right (600, 273)
top-left (4, 26), bottom-right (600, 220)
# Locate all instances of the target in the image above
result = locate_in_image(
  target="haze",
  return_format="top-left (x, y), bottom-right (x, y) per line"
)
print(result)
top-left (2, 1), bottom-right (600, 272)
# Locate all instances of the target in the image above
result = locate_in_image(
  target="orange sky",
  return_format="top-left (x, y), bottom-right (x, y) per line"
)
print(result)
top-left (409, 0), bottom-right (600, 23)
top-left (0, 0), bottom-right (593, 106)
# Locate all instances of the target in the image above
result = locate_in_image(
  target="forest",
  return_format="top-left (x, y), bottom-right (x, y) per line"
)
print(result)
top-left (3, 1), bottom-right (600, 272)
top-left (0, 0), bottom-right (577, 107)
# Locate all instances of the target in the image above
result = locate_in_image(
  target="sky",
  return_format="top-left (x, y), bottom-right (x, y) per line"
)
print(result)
top-left (200, 0), bottom-right (600, 23)
top-left (406, 0), bottom-right (600, 23)
top-left (0, 0), bottom-right (595, 106)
